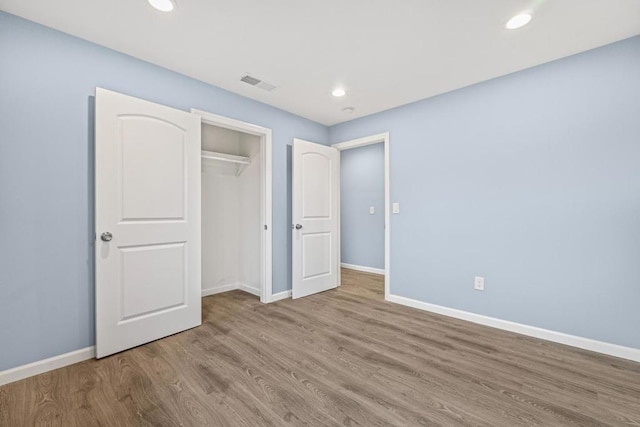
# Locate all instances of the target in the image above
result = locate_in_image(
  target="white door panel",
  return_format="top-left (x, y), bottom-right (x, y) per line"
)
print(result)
top-left (302, 232), bottom-right (332, 278)
top-left (95, 88), bottom-right (201, 358)
top-left (120, 117), bottom-right (186, 221)
top-left (119, 242), bottom-right (186, 320)
top-left (302, 153), bottom-right (331, 218)
top-left (292, 139), bottom-right (339, 299)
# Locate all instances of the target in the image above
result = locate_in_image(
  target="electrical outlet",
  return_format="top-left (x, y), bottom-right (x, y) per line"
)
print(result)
top-left (369, 206), bottom-right (375, 214)
top-left (474, 276), bottom-right (485, 291)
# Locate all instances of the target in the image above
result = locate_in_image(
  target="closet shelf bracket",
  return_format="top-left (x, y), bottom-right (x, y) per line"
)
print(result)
top-left (201, 150), bottom-right (251, 176)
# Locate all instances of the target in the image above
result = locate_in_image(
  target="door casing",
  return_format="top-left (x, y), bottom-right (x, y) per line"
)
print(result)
top-left (332, 133), bottom-right (390, 299)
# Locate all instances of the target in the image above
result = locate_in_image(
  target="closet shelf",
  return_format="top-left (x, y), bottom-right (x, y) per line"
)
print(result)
top-left (201, 150), bottom-right (251, 176)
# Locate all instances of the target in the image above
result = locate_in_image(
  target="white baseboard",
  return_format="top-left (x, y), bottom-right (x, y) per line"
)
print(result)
top-left (270, 290), bottom-right (292, 302)
top-left (0, 346), bottom-right (95, 387)
top-left (202, 283), bottom-right (239, 297)
top-left (387, 294), bottom-right (640, 363)
top-left (202, 283), bottom-right (261, 298)
top-left (202, 283), bottom-right (289, 303)
top-left (341, 262), bottom-right (385, 275)
top-left (239, 284), bottom-right (261, 297)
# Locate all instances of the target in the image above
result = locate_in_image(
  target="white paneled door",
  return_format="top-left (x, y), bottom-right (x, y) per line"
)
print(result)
top-left (95, 88), bottom-right (201, 358)
top-left (292, 139), bottom-right (339, 299)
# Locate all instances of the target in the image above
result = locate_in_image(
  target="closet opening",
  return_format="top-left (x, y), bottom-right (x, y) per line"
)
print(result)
top-left (193, 109), bottom-right (273, 303)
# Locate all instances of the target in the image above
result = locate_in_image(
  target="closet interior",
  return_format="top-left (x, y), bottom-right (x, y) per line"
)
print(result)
top-left (201, 123), bottom-right (261, 298)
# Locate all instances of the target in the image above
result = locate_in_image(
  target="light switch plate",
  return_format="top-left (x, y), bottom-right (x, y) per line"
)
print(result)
top-left (393, 203), bottom-right (400, 214)
top-left (369, 206), bottom-right (375, 214)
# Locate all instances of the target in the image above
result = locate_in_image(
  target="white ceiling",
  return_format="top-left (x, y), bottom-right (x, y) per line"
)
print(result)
top-left (2, 0), bottom-right (639, 125)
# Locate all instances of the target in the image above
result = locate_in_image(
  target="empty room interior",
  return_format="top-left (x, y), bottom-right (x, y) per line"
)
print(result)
top-left (1, 1), bottom-right (640, 425)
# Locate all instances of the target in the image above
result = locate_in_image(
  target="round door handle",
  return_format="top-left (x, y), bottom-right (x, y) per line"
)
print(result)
top-left (101, 232), bottom-right (113, 242)
top-left (295, 224), bottom-right (303, 230)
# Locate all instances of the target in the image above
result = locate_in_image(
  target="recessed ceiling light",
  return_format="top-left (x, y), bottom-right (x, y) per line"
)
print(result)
top-left (332, 88), bottom-right (346, 97)
top-left (506, 13), bottom-right (532, 29)
top-left (148, 0), bottom-right (176, 12)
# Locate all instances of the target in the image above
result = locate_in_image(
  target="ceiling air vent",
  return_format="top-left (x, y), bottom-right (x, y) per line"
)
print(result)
top-left (240, 73), bottom-right (276, 91)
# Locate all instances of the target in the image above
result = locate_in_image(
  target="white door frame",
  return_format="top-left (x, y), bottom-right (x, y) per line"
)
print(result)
top-left (332, 132), bottom-right (390, 299)
top-left (191, 109), bottom-right (273, 303)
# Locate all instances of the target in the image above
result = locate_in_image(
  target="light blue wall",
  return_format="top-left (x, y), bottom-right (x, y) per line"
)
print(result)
top-left (340, 144), bottom-right (385, 269)
top-left (330, 36), bottom-right (640, 349)
top-left (0, 12), bottom-right (328, 371)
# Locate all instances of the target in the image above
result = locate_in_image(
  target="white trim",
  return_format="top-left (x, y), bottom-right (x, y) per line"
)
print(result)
top-left (337, 149), bottom-right (341, 288)
top-left (261, 126), bottom-right (273, 303)
top-left (202, 284), bottom-right (239, 297)
top-left (387, 294), bottom-right (640, 363)
top-left (239, 284), bottom-right (261, 297)
top-left (341, 263), bottom-right (385, 275)
top-left (332, 133), bottom-right (388, 151)
top-left (191, 109), bottom-right (274, 303)
top-left (202, 283), bottom-right (261, 297)
top-left (0, 347), bottom-right (95, 387)
top-left (333, 132), bottom-right (390, 299)
top-left (270, 290), bottom-right (292, 302)
top-left (191, 109), bottom-right (272, 137)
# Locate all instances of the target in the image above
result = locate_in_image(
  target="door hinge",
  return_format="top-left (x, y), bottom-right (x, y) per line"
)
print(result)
top-left (264, 225), bottom-right (268, 230)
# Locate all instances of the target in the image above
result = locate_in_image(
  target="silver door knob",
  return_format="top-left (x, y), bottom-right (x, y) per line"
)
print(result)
top-left (295, 224), bottom-right (302, 230)
top-left (101, 232), bottom-right (113, 242)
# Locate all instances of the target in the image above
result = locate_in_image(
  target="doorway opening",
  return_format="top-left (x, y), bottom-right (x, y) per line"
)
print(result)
top-left (333, 133), bottom-right (390, 299)
top-left (290, 133), bottom-right (390, 300)
top-left (192, 109), bottom-right (273, 303)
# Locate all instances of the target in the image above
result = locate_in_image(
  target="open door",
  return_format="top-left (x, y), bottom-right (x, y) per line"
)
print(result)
top-left (292, 139), bottom-right (339, 299)
top-left (95, 88), bottom-right (201, 358)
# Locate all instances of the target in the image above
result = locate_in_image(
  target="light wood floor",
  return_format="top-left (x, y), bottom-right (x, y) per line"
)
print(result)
top-left (1, 268), bottom-right (639, 426)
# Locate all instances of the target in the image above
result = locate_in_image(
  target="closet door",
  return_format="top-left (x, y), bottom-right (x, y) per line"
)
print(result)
top-left (95, 88), bottom-right (201, 358)
top-left (292, 138), bottom-right (340, 299)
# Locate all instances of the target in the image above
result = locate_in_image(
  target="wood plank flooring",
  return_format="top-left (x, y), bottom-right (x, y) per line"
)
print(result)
top-left (1, 268), bottom-right (639, 426)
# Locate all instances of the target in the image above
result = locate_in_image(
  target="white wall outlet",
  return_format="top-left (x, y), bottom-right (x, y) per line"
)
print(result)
top-left (369, 206), bottom-right (375, 214)
top-left (392, 203), bottom-right (400, 214)
top-left (474, 276), bottom-right (485, 291)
